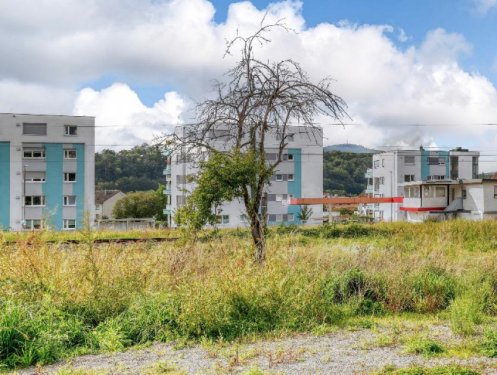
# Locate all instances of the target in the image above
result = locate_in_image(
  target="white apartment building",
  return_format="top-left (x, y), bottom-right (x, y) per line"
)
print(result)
top-left (367, 147), bottom-right (479, 222)
top-left (164, 125), bottom-right (323, 228)
top-left (0, 113), bottom-right (95, 231)
top-left (402, 178), bottom-right (497, 222)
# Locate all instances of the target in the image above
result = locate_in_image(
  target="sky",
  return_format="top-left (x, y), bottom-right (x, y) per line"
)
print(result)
top-left (2, 0), bottom-right (497, 169)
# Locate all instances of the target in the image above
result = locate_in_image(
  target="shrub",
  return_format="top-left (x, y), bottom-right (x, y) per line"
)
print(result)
top-left (405, 337), bottom-right (444, 357)
top-left (411, 267), bottom-right (455, 313)
top-left (0, 300), bottom-right (89, 368)
top-left (481, 329), bottom-right (497, 358)
top-left (450, 295), bottom-right (483, 336)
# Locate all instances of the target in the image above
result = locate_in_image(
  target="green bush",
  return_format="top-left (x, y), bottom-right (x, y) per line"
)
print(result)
top-left (481, 329), bottom-right (497, 357)
top-left (405, 337), bottom-right (444, 357)
top-left (0, 300), bottom-right (89, 368)
top-left (411, 267), bottom-right (455, 313)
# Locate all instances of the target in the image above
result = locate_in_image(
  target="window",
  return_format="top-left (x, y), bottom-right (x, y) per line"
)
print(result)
top-left (494, 186), bottom-right (497, 199)
top-left (64, 196), bottom-right (76, 206)
top-left (64, 172), bottom-right (76, 182)
top-left (216, 215), bottom-right (229, 224)
top-left (268, 214), bottom-right (277, 222)
top-left (23, 149), bottom-right (45, 159)
top-left (288, 174), bottom-right (294, 181)
top-left (276, 174), bottom-right (283, 181)
top-left (25, 196), bottom-right (45, 206)
top-left (423, 186), bottom-right (432, 198)
top-left (266, 153), bottom-right (277, 161)
top-left (288, 154), bottom-right (294, 161)
top-left (64, 125), bottom-right (77, 136)
top-left (23, 123), bottom-right (47, 135)
top-left (472, 156), bottom-right (478, 179)
top-left (380, 176), bottom-right (385, 185)
top-left (404, 174), bottom-right (415, 182)
top-left (428, 156), bottom-right (446, 165)
top-left (25, 172), bottom-right (45, 182)
top-left (427, 175), bottom-right (445, 181)
top-left (63, 219), bottom-right (76, 230)
top-left (64, 149), bottom-right (77, 159)
top-left (176, 195), bottom-right (186, 206)
top-left (240, 214), bottom-right (249, 223)
top-left (24, 219), bottom-right (44, 230)
top-left (404, 155), bottom-right (415, 165)
top-left (287, 213), bottom-right (294, 221)
top-left (381, 159), bottom-right (385, 167)
top-left (176, 175), bottom-right (187, 184)
top-left (374, 160), bottom-right (379, 168)
top-left (435, 187), bottom-right (446, 198)
top-left (462, 189), bottom-right (467, 199)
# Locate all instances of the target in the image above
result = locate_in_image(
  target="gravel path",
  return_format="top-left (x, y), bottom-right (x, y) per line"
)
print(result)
top-left (15, 328), bottom-right (497, 374)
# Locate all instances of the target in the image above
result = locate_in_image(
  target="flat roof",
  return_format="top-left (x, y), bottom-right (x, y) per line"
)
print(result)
top-left (0, 112), bottom-right (95, 118)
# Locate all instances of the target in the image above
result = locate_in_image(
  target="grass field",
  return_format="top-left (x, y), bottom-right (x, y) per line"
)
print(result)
top-left (1, 221), bottom-right (497, 370)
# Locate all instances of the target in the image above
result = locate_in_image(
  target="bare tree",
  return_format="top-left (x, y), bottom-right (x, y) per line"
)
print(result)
top-left (174, 23), bottom-right (348, 263)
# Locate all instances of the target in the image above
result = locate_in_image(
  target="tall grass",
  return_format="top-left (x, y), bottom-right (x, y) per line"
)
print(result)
top-left (2, 220), bottom-right (497, 368)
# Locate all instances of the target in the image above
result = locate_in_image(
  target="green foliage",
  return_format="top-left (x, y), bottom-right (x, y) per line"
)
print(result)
top-left (323, 151), bottom-right (371, 195)
top-left (411, 267), bottom-right (455, 313)
top-left (377, 365), bottom-right (479, 375)
top-left (297, 206), bottom-right (313, 222)
top-left (4, 222), bottom-right (497, 368)
top-left (112, 190), bottom-right (164, 219)
top-left (481, 329), bottom-right (497, 357)
top-left (175, 151), bottom-right (262, 231)
top-left (95, 144), bottom-right (166, 192)
top-left (450, 294), bottom-right (483, 336)
top-left (0, 300), bottom-right (89, 368)
top-left (405, 337), bottom-right (444, 357)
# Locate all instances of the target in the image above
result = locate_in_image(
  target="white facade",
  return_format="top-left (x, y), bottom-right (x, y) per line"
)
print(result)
top-left (369, 147), bottom-right (479, 222)
top-left (402, 180), bottom-right (497, 222)
top-left (0, 113), bottom-right (95, 230)
top-left (165, 125), bottom-right (323, 228)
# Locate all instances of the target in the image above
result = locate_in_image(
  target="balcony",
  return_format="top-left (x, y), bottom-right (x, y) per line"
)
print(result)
top-left (163, 208), bottom-right (171, 215)
top-left (163, 166), bottom-right (171, 175)
top-left (365, 185), bottom-right (374, 194)
top-left (163, 186), bottom-right (171, 195)
top-left (365, 169), bottom-right (373, 178)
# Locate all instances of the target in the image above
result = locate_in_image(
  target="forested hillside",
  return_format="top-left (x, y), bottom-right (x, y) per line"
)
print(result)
top-left (323, 151), bottom-right (372, 195)
top-left (95, 145), bottom-right (372, 196)
top-left (95, 144), bottom-right (166, 192)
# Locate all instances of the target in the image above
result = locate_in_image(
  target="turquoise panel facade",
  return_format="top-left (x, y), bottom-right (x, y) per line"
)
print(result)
top-left (421, 149), bottom-right (429, 181)
top-left (43, 144), bottom-right (63, 230)
top-left (0, 142), bottom-right (10, 230)
top-left (287, 148), bottom-right (302, 224)
top-left (442, 151), bottom-right (450, 177)
top-left (74, 144), bottom-right (85, 229)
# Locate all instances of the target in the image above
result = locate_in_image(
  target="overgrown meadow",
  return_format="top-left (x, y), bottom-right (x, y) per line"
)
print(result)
top-left (2, 221), bottom-right (497, 369)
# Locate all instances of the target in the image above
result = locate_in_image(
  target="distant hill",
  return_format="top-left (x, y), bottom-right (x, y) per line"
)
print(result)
top-left (323, 150), bottom-right (372, 196)
top-left (324, 144), bottom-right (376, 154)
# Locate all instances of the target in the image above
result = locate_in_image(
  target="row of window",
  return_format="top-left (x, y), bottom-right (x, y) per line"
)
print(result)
top-left (23, 123), bottom-right (78, 137)
top-left (215, 213), bottom-right (296, 225)
top-left (22, 172), bottom-right (77, 182)
top-left (374, 155), bottom-right (448, 168)
top-left (272, 173), bottom-right (295, 182)
top-left (23, 149), bottom-right (77, 159)
top-left (266, 153), bottom-right (295, 161)
top-left (24, 219), bottom-right (76, 230)
top-left (24, 195), bottom-right (77, 206)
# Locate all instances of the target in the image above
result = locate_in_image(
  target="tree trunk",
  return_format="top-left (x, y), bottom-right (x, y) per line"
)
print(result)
top-left (251, 219), bottom-right (266, 264)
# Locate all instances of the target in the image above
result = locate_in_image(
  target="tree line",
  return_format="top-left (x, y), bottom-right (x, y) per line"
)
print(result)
top-left (95, 145), bottom-right (372, 198)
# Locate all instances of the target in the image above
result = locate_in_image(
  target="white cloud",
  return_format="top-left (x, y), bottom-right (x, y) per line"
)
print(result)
top-left (0, 0), bottom-right (497, 161)
top-left (0, 80), bottom-right (75, 114)
top-left (474, 0), bottom-right (497, 14)
top-left (73, 83), bottom-right (186, 150)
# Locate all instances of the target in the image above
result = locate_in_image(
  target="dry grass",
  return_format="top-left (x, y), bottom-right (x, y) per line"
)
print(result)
top-left (2, 221), bottom-right (497, 369)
